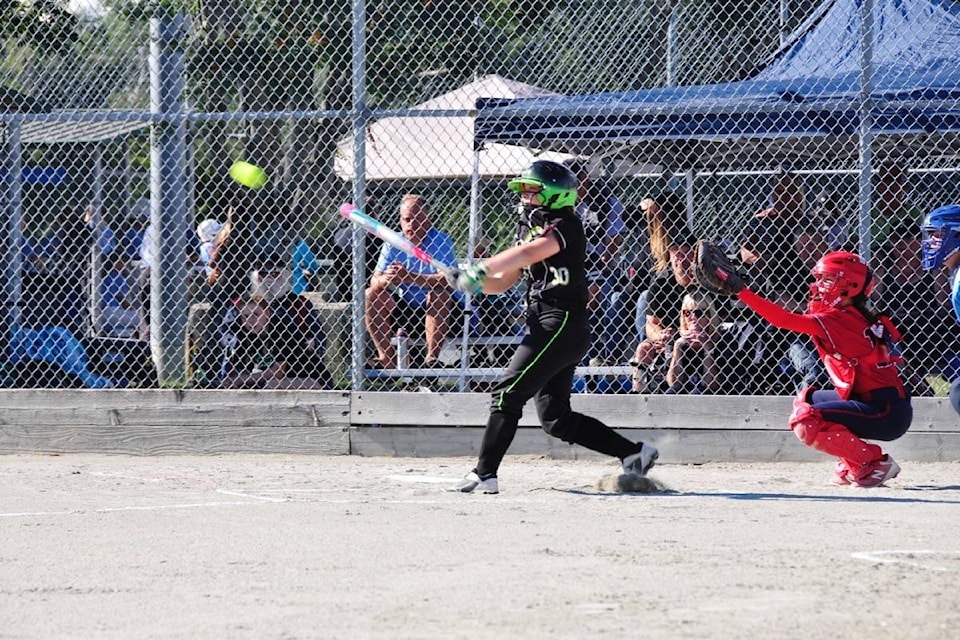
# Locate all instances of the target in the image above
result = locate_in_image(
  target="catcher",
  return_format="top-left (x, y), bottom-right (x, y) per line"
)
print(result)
top-left (695, 241), bottom-right (912, 487)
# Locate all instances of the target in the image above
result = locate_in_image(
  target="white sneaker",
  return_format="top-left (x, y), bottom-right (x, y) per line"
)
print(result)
top-left (622, 444), bottom-right (659, 477)
top-left (447, 471), bottom-right (499, 494)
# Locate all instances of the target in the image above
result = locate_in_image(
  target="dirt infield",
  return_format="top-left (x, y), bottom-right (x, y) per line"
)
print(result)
top-left (3, 454), bottom-right (960, 640)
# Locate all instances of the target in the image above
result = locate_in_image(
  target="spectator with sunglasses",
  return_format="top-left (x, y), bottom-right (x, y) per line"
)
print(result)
top-left (665, 291), bottom-right (720, 394)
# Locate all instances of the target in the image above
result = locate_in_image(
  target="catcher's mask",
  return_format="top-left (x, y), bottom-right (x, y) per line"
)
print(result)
top-left (921, 204), bottom-right (960, 270)
top-left (808, 251), bottom-right (873, 312)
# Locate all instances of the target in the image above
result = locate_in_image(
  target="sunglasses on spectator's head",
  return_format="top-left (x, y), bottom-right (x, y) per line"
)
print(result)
top-left (682, 308), bottom-right (705, 318)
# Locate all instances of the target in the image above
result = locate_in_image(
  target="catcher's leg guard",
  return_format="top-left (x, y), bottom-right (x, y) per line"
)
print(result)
top-left (789, 396), bottom-right (881, 465)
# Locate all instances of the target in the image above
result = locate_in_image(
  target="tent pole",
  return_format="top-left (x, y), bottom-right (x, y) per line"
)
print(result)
top-left (857, 0), bottom-right (876, 262)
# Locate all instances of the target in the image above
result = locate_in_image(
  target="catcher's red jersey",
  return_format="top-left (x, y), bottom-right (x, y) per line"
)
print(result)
top-left (738, 289), bottom-right (905, 399)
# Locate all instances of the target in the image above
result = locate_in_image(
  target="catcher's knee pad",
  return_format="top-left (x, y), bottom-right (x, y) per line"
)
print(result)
top-left (788, 401), bottom-right (827, 446)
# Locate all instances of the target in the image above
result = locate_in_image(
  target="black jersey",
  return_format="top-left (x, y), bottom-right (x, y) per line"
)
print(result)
top-left (517, 205), bottom-right (589, 310)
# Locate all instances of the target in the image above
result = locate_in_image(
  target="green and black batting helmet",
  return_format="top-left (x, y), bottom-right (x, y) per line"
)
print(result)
top-left (507, 160), bottom-right (579, 210)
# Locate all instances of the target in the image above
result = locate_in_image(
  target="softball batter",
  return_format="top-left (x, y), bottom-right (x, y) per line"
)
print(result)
top-left (447, 160), bottom-right (658, 494)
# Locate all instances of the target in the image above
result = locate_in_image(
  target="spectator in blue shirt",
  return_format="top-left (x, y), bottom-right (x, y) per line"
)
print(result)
top-left (364, 194), bottom-right (456, 368)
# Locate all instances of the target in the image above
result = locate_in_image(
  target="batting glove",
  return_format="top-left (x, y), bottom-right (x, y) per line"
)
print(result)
top-left (455, 261), bottom-right (488, 297)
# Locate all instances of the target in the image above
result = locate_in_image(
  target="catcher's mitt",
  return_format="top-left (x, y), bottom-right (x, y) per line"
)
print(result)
top-left (695, 240), bottom-right (746, 296)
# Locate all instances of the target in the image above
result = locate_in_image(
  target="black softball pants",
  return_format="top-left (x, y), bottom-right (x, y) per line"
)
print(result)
top-left (475, 305), bottom-right (641, 478)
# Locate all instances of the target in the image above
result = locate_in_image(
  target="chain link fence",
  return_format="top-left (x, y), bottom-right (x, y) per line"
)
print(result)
top-left (2, 0), bottom-right (959, 396)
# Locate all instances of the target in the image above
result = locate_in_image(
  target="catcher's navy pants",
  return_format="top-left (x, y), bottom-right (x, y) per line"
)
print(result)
top-left (811, 387), bottom-right (912, 442)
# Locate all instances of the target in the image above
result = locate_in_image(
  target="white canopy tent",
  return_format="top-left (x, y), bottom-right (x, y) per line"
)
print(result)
top-left (334, 74), bottom-right (576, 182)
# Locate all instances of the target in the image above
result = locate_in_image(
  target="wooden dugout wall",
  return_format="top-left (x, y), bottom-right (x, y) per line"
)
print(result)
top-left (0, 390), bottom-right (958, 462)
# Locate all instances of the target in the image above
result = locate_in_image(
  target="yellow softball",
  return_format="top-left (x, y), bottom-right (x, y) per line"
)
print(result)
top-left (229, 161), bottom-right (268, 189)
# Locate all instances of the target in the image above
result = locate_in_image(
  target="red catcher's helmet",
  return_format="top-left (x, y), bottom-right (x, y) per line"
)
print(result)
top-left (809, 251), bottom-right (874, 311)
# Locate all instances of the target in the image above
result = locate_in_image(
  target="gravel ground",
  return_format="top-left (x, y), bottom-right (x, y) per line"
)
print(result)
top-left (3, 453), bottom-right (960, 640)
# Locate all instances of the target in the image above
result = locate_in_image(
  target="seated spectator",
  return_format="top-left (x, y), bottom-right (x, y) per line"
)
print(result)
top-left (251, 253), bottom-right (330, 371)
top-left (9, 325), bottom-right (116, 388)
top-left (664, 291), bottom-right (720, 394)
top-left (739, 171), bottom-right (820, 394)
top-left (83, 202), bottom-right (118, 257)
top-left (794, 221), bottom-right (829, 273)
top-left (811, 190), bottom-right (851, 251)
top-left (563, 158), bottom-right (626, 366)
top-left (221, 297), bottom-right (331, 389)
top-left (250, 253), bottom-right (293, 303)
top-left (778, 221), bottom-right (829, 391)
top-left (29, 206), bottom-right (96, 337)
top-left (99, 253), bottom-right (142, 338)
top-left (364, 194), bottom-right (455, 368)
top-left (871, 161), bottom-right (923, 247)
top-left (12, 222), bottom-right (119, 388)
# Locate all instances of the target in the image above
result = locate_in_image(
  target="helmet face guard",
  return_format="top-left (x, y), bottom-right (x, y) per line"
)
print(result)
top-left (508, 160), bottom-right (578, 210)
top-left (921, 205), bottom-right (960, 270)
top-left (808, 251), bottom-right (872, 312)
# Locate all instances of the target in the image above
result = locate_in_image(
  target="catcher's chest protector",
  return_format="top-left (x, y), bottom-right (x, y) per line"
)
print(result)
top-left (812, 308), bottom-right (905, 399)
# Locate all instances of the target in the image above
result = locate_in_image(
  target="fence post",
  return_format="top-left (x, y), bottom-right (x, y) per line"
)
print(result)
top-left (149, 12), bottom-right (190, 386)
top-left (350, 0), bottom-right (369, 390)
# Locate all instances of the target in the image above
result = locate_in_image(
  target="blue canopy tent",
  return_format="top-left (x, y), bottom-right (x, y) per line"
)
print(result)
top-left (471, 0), bottom-right (960, 260)
top-left (473, 0), bottom-right (960, 172)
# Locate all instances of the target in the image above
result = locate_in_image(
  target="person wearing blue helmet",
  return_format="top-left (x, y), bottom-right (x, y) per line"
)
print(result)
top-left (920, 204), bottom-right (960, 415)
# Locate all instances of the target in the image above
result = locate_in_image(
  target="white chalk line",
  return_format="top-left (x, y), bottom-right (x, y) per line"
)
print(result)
top-left (215, 489), bottom-right (288, 502)
top-left (88, 471), bottom-right (152, 480)
top-left (851, 550), bottom-right (960, 572)
top-left (217, 487), bottom-right (535, 505)
top-left (1, 484), bottom-right (534, 517)
top-left (0, 500), bottom-right (267, 518)
top-left (1, 468), bottom-right (550, 519)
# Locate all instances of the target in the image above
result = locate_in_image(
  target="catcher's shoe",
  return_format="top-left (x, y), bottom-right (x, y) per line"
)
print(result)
top-left (622, 443), bottom-right (659, 477)
top-left (851, 455), bottom-right (900, 488)
top-left (446, 471), bottom-right (499, 494)
top-left (830, 460), bottom-right (853, 486)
